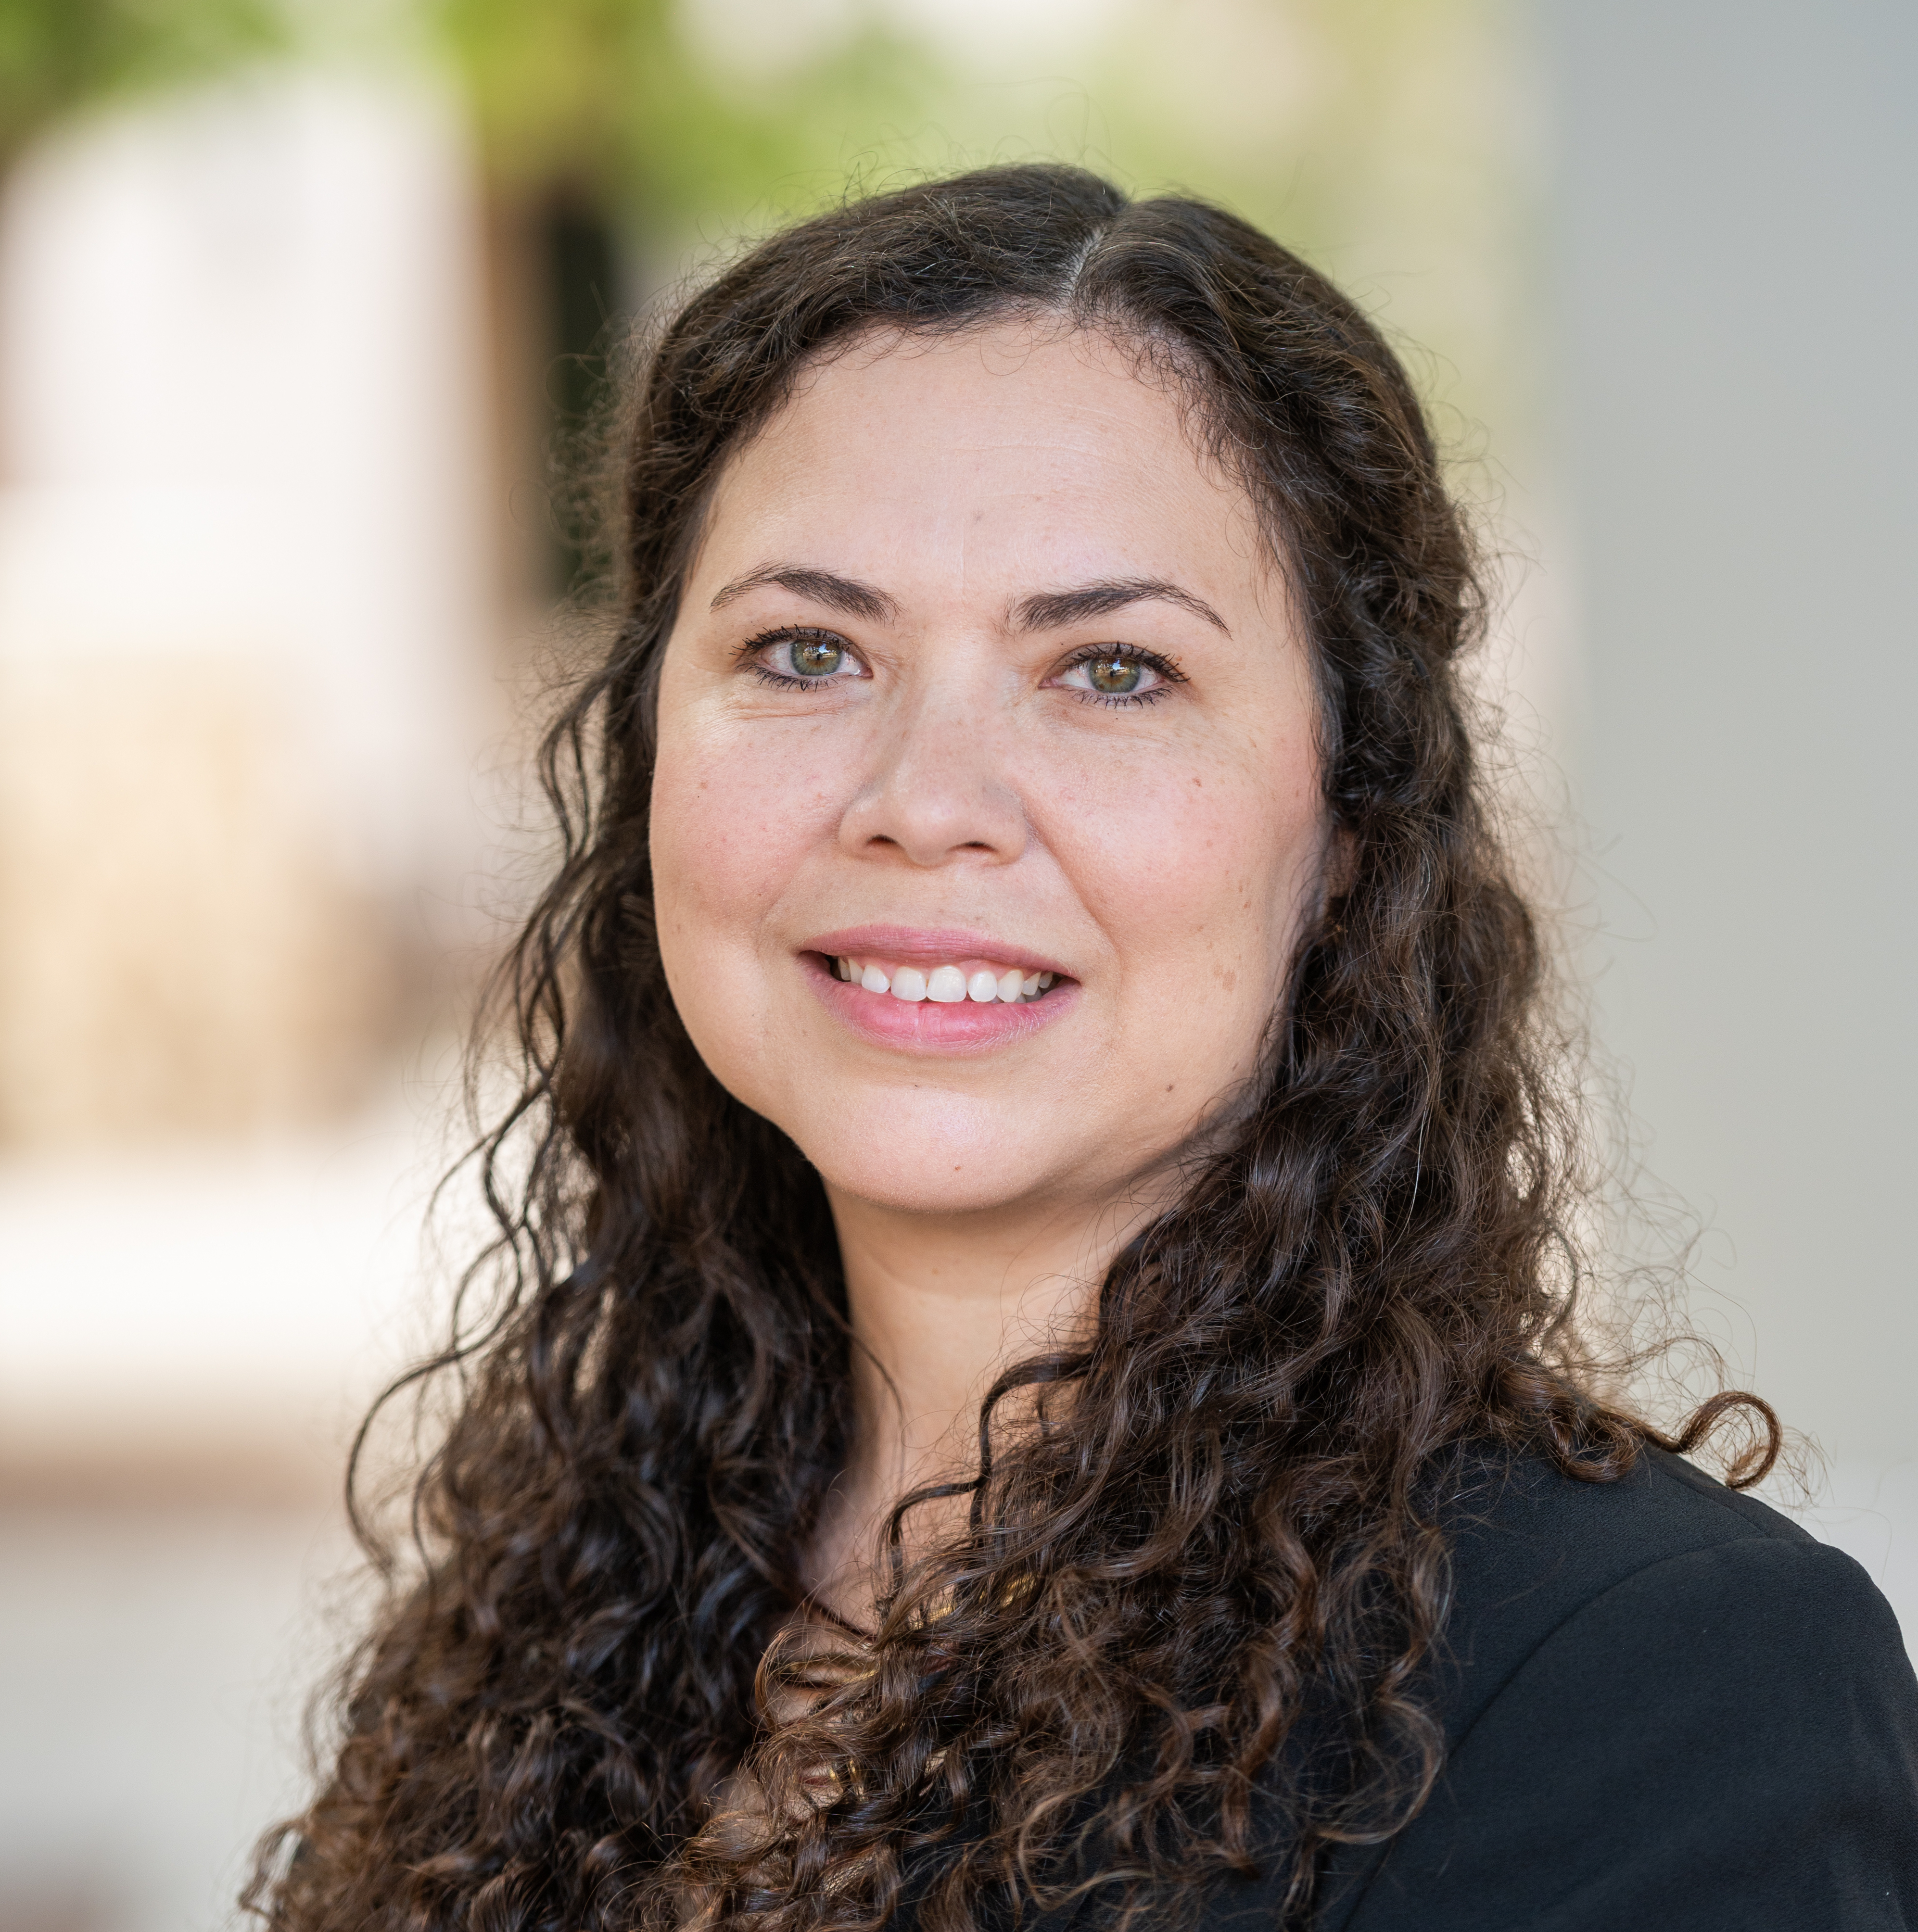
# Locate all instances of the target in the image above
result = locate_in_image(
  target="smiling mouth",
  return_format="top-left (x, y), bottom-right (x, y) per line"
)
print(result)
top-left (826, 954), bottom-right (1061, 1005)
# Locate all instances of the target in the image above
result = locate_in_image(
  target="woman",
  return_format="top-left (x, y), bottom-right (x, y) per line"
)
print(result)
top-left (251, 165), bottom-right (1918, 1932)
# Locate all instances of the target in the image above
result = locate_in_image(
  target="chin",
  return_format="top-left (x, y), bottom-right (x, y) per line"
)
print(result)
top-left (775, 1088), bottom-right (1066, 1218)
top-left (812, 1148), bottom-right (1045, 1217)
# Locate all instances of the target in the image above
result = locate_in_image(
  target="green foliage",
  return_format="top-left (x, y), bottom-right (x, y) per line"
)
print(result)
top-left (429, 0), bottom-right (948, 234)
top-left (0, 0), bottom-right (285, 164)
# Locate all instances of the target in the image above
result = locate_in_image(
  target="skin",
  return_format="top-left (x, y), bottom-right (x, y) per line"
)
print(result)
top-left (651, 319), bottom-right (1328, 1609)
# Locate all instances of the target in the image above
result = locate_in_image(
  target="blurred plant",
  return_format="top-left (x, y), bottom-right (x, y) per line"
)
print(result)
top-left (0, 0), bottom-right (287, 169)
top-left (429, 0), bottom-right (945, 233)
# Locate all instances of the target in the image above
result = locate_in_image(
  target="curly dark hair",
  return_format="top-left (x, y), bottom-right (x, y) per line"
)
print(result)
top-left (246, 163), bottom-right (1776, 1932)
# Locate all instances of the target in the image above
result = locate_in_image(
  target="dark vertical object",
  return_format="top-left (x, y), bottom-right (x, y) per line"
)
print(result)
top-left (544, 190), bottom-right (623, 594)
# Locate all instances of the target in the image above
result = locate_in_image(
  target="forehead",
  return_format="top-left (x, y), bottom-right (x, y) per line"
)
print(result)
top-left (691, 320), bottom-right (1274, 608)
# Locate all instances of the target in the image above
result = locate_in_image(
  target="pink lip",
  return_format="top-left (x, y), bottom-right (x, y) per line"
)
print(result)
top-left (803, 925), bottom-right (1071, 978)
top-left (799, 927), bottom-right (1078, 1054)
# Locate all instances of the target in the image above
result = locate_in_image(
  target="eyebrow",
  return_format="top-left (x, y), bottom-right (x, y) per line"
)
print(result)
top-left (709, 564), bottom-right (896, 623)
top-left (1014, 578), bottom-right (1231, 637)
top-left (708, 564), bottom-right (1230, 639)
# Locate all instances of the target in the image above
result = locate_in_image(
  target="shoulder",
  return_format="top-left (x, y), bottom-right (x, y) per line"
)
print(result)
top-left (1318, 1444), bottom-right (1918, 1931)
top-left (1427, 1441), bottom-right (1824, 1736)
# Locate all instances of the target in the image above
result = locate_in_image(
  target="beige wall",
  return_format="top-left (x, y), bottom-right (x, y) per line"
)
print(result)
top-left (0, 70), bottom-right (496, 1153)
top-left (0, 74), bottom-right (500, 1932)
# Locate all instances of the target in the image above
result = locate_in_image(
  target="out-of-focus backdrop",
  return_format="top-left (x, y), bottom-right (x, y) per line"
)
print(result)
top-left (0, 2), bottom-right (1911, 1928)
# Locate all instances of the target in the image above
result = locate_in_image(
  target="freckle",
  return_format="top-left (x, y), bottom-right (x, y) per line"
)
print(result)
top-left (1214, 964), bottom-right (1237, 992)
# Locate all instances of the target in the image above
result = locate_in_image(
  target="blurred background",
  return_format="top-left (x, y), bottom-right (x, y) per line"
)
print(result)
top-left (0, 1), bottom-right (1910, 1927)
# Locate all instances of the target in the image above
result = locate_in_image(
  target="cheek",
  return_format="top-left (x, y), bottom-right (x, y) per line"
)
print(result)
top-left (648, 720), bottom-right (823, 1018)
top-left (1052, 738), bottom-right (1321, 1038)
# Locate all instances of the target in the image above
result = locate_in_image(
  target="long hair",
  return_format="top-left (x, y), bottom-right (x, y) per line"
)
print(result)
top-left (248, 164), bottom-right (1775, 1932)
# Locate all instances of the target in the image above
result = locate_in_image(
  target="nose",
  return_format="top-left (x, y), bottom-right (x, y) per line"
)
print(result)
top-left (838, 675), bottom-right (1029, 869)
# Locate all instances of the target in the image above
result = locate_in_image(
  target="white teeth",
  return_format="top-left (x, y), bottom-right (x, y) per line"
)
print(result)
top-left (836, 953), bottom-right (1059, 1003)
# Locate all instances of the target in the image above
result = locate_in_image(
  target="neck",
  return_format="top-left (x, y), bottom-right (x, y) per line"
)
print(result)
top-left (806, 1180), bottom-right (1165, 1613)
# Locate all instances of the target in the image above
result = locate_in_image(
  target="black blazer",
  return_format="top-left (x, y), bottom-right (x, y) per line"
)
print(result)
top-left (1204, 1445), bottom-right (1918, 1930)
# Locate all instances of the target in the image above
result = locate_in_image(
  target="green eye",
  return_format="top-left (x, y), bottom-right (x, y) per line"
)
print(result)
top-left (1085, 654), bottom-right (1143, 694)
top-left (790, 635), bottom-right (844, 677)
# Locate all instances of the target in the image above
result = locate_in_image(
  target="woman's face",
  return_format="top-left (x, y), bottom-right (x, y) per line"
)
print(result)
top-left (652, 321), bottom-right (1326, 1225)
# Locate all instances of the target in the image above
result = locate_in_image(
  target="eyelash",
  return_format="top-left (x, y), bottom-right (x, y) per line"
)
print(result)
top-left (736, 629), bottom-right (1187, 707)
top-left (739, 626), bottom-right (860, 689)
top-left (1057, 644), bottom-right (1187, 708)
